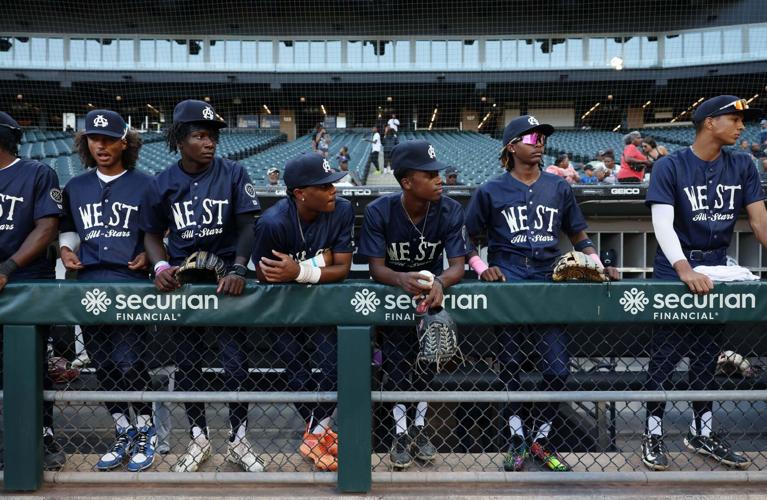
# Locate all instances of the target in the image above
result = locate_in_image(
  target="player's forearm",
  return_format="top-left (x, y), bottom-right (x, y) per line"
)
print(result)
top-left (569, 231), bottom-right (596, 254)
top-left (369, 262), bottom-right (403, 287)
top-left (235, 213), bottom-right (255, 262)
top-left (438, 260), bottom-right (465, 288)
top-left (143, 233), bottom-right (167, 266)
top-left (10, 217), bottom-right (58, 268)
top-left (652, 204), bottom-right (687, 266)
top-left (318, 263), bottom-right (351, 283)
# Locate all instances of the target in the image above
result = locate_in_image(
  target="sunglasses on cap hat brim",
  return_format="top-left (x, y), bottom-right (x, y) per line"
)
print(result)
top-left (704, 98), bottom-right (762, 121)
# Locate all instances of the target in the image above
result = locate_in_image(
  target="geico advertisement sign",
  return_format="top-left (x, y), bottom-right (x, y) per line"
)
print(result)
top-left (81, 287), bottom-right (219, 321)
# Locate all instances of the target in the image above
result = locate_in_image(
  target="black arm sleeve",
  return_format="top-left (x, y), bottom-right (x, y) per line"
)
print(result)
top-left (235, 212), bottom-right (256, 261)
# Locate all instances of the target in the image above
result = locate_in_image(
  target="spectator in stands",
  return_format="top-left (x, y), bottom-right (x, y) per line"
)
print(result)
top-left (598, 149), bottom-right (617, 175)
top-left (336, 146), bottom-right (350, 170)
top-left (365, 125), bottom-right (382, 175)
top-left (317, 129), bottom-right (331, 158)
top-left (579, 163), bottom-right (598, 184)
top-left (444, 167), bottom-right (462, 185)
top-left (382, 127), bottom-right (399, 174)
top-left (387, 113), bottom-right (400, 134)
top-left (267, 167), bottom-right (281, 186)
top-left (0, 111), bottom-right (64, 471)
top-left (592, 163), bottom-right (613, 184)
top-left (311, 124), bottom-right (323, 152)
top-left (751, 143), bottom-right (765, 160)
top-left (545, 154), bottom-right (580, 185)
top-left (641, 137), bottom-right (668, 164)
top-left (617, 131), bottom-right (651, 183)
top-left (253, 153), bottom-right (353, 472)
top-left (759, 119), bottom-right (767, 146)
top-left (739, 139), bottom-right (751, 152)
top-left (335, 148), bottom-right (360, 186)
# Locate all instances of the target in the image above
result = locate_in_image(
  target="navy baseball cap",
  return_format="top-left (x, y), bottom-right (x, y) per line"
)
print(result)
top-left (391, 140), bottom-right (446, 175)
top-left (83, 110), bottom-right (127, 139)
top-left (172, 99), bottom-right (227, 128)
top-left (284, 153), bottom-right (346, 189)
top-left (0, 111), bottom-right (22, 141)
top-left (692, 95), bottom-right (762, 124)
top-left (445, 167), bottom-right (459, 176)
top-left (501, 115), bottom-right (555, 149)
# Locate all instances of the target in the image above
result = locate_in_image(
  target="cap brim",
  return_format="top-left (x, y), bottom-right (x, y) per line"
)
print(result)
top-left (84, 130), bottom-right (124, 138)
top-left (186, 120), bottom-right (228, 129)
top-left (702, 108), bottom-right (763, 123)
top-left (291, 170), bottom-right (348, 189)
top-left (408, 160), bottom-right (448, 172)
top-left (500, 124), bottom-right (555, 151)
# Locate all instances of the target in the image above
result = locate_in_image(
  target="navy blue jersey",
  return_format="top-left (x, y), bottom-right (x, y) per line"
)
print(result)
top-left (0, 159), bottom-right (62, 280)
top-left (140, 157), bottom-right (260, 265)
top-left (465, 171), bottom-right (587, 268)
top-left (646, 147), bottom-right (765, 265)
top-left (252, 197), bottom-right (354, 264)
top-left (358, 193), bottom-right (468, 276)
top-left (61, 169), bottom-right (152, 279)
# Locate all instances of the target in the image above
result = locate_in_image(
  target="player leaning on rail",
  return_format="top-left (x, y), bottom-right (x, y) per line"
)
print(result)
top-left (465, 115), bottom-right (619, 473)
top-left (140, 100), bottom-right (263, 473)
top-left (642, 95), bottom-right (767, 471)
top-left (60, 109), bottom-right (156, 472)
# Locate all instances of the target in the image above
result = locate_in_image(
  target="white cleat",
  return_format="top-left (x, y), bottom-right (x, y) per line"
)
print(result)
top-left (171, 433), bottom-right (211, 472)
top-left (227, 435), bottom-right (265, 472)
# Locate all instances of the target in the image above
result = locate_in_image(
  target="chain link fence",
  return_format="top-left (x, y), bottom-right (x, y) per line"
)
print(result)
top-left (37, 320), bottom-right (767, 476)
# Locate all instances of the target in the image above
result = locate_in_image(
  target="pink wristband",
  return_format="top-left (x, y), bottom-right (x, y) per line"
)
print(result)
top-left (588, 253), bottom-right (604, 268)
top-left (469, 256), bottom-right (489, 275)
top-left (154, 263), bottom-right (171, 275)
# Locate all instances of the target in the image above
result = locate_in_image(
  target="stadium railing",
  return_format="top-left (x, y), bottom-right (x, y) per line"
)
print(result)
top-left (3, 280), bottom-right (767, 492)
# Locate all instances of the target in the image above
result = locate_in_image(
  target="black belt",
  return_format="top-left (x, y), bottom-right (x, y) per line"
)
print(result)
top-left (685, 248), bottom-right (725, 260)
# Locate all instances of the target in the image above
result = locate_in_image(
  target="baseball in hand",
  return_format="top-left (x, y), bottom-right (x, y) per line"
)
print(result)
top-left (417, 270), bottom-right (435, 288)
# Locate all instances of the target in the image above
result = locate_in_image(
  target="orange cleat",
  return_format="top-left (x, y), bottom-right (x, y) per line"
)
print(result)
top-left (320, 428), bottom-right (338, 457)
top-left (299, 430), bottom-right (338, 471)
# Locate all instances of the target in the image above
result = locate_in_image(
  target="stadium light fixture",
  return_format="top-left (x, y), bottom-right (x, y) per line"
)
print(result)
top-left (747, 94), bottom-right (759, 104)
top-left (610, 56), bottom-right (624, 71)
top-left (481, 96), bottom-right (487, 102)
top-left (263, 104), bottom-right (271, 115)
top-left (670, 97), bottom-right (705, 123)
top-left (86, 103), bottom-right (94, 108)
top-left (642, 100), bottom-right (652, 109)
top-left (612, 124), bottom-right (621, 132)
top-left (299, 97), bottom-right (306, 103)
top-left (607, 95), bottom-right (614, 101)
top-left (16, 94), bottom-right (22, 100)
top-left (478, 112), bottom-right (492, 130)
top-left (203, 96), bottom-right (211, 102)
top-left (429, 107), bottom-right (438, 131)
top-left (387, 96), bottom-right (393, 102)
top-left (320, 104), bottom-right (327, 116)
top-left (115, 95), bottom-right (122, 102)
top-left (581, 102), bottom-right (601, 120)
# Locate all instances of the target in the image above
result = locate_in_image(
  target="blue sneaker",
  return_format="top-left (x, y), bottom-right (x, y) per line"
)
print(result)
top-left (127, 425), bottom-right (157, 472)
top-left (97, 426), bottom-right (137, 471)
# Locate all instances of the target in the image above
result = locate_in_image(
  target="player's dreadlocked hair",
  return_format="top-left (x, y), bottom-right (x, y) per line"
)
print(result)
top-left (165, 122), bottom-right (220, 153)
top-left (499, 140), bottom-right (544, 172)
top-left (74, 129), bottom-right (142, 170)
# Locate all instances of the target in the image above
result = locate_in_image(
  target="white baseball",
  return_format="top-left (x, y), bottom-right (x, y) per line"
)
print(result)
top-left (417, 270), bottom-right (434, 288)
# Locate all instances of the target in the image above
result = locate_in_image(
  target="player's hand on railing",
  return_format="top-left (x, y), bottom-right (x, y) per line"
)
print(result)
top-left (259, 250), bottom-right (300, 282)
top-left (678, 268), bottom-right (714, 294)
top-left (605, 266), bottom-right (621, 281)
top-left (127, 252), bottom-right (149, 271)
top-left (60, 247), bottom-right (85, 271)
top-left (480, 266), bottom-right (506, 282)
top-left (217, 274), bottom-right (246, 296)
top-left (419, 278), bottom-right (444, 310)
top-left (154, 266), bottom-right (180, 292)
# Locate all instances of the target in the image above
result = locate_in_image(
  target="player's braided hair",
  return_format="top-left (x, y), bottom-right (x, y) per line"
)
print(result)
top-left (500, 140), bottom-right (544, 172)
top-left (74, 129), bottom-right (142, 170)
top-left (166, 122), bottom-right (220, 153)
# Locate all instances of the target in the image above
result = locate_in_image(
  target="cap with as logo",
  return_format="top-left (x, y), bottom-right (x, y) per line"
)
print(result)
top-left (284, 153), bottom-right (347, 189)
top-left (391, 140), bottom-right (446, 175)
top-left (501, 115), bottom-right (555, 149)
top-left (172, 99), bottom-right (227, 128)
top-left (83, 110), bottom-right (127, 139)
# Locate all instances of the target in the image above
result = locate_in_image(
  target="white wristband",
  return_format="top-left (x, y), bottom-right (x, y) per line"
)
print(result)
top-left (59, 232), bottom-right (81, 252)
top-left (296, 261), bottom-right (321, 283)
top-left (300, 253), bottom-right (326, 268)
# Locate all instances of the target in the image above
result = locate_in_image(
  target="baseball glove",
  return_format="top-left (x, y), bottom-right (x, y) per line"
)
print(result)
top-left (717, 350), bottom-right (760, 378)
top-left (552, 250), bottom-right (607, 282)
top-left (48, 356), bottom-right (80, 384)
top-left (176, 251), bottom-right (227, 284)
top-left (415, 306), bottom-right (464, 373)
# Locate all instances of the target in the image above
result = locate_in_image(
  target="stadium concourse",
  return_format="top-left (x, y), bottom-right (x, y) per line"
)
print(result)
top-left (20, 124), bottom-right (767, 188)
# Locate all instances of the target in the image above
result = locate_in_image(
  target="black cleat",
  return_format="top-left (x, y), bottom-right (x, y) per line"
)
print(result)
top-left (389, 432), bottom-right (413, 470)
top-left (642, 434), bottom-right (669, 471)
top-left (684, 431), bottom-right (751, 469)
top-left (410, 425), bottom-right (437, 461)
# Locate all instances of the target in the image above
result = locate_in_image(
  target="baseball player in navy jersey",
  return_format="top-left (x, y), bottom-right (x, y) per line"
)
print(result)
top-left (642, 95), bottom-right (765, 471)
top-left (252, 153), bottom-right (352, 471)
top-left (465, 115), bottom-right (619, 472)
top-left (0, 111), bottom-right (65, 470)
top-left (59, 109), bottom-right (157, 471)
top-left (358, 140), bottom-right (468, 470)
top-left (140, 100), bottom-right (262, 473)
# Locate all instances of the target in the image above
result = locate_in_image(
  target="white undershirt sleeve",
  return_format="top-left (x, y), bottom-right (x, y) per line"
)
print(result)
top-left (651, 204), bottom-right (686, 267)
top-left (59, 232), bottom-right (81, 252)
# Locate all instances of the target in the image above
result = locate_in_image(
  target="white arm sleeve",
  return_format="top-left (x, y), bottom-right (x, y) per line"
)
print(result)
top-left (59, 232), bottom-right (81, 252)
top-left (651, 204), bottom-right (686, 266)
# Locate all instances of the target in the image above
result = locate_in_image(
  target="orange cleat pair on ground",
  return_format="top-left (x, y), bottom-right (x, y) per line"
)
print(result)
top-left (299, 427), bottom-right (338, 471)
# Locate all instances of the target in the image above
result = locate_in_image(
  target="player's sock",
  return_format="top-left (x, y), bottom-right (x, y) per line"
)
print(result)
top-left (191, 426), bottom-right (207, 439)
top-left (312, 416), bottom-right (333, 435)
top-left (533, 422), bottom-right (552, 442)
top-left (393, 404), bottom-right (407, 435)
top-left (508, 415), bottom-right (525, 438)
top-left (690, 411), bottom-right (712, 437)
top-left (43, 426), bottom-right (54, 437)
top-left (647, 416), bottom-right (663, 436)
top-left (136, 414), bottom-right (153, 429)
top-left (414, 402), bottom-right (428, 427)
top-left (112, 413), bottom-right (131, 429)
